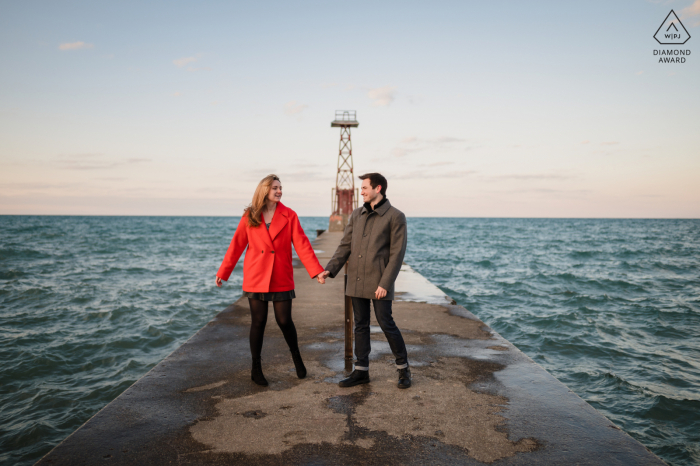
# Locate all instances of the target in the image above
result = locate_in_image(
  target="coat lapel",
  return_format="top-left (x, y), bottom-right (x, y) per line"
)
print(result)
top-left (267, 202), bottom-right (289, 242)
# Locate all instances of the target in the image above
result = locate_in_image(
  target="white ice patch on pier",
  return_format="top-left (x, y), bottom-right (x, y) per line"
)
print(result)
top-left (394, 263), bottom-right (453, 305)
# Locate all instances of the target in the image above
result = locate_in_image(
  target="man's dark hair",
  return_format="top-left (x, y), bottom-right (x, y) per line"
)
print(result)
top-left (358, 173), bottom-right (387, 197)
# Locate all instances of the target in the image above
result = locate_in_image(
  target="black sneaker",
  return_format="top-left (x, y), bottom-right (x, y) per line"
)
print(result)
top-left (338, 370), bottom-right (370, 387)
top-left (397, 367), bottom-right (411, 389)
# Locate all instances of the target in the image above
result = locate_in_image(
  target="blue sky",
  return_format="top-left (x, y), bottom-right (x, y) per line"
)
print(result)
top-left (1, 0), bottom-right (699, 217)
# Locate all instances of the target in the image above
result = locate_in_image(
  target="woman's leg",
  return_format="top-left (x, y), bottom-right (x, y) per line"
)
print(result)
top-left (248, 298), bottom-right (269, 359)
top-left (272, 299), bottom-right (298, 351)
top-left (273, 299), bottom-right (306, 378)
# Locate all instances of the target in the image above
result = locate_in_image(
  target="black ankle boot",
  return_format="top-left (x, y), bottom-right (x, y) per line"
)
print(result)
top-left (397, 366), bottom-right (411, 389)
top-left (290, 349), bottom-right (307, 379)
top-left (251, 358), bottom-right (268, 386)
top-left (339, 369), bottom-right (370, 387)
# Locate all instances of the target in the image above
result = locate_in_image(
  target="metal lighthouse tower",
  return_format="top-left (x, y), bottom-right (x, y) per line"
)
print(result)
top-left (329, 110), bottom-right (359, 232)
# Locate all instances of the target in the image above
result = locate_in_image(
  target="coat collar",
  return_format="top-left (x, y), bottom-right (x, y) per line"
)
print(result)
top-left (361, 197), bottom-right (391, 217)
top-left (266, 201), bottom-right (289, 242)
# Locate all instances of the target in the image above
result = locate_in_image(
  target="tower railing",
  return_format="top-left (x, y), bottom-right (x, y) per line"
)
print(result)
top-left (334, 110), bottom-right (356, 121)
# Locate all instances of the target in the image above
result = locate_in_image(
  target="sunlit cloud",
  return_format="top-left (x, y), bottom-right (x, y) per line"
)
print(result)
top-left (422, 161), bottom-right (455, 167)
top-left (392, 136), bottom-right (470, 157)
top-left (54, 153), bottom-right (150, 170)
top-left (284, 100), bottom-right (308, 115)
top-left (59, 41), bottom-right (94, 51)
top-left (367, 86), bottom-right (397, 106)
top-left (393, 169), bottom-right (476, 180)
top-left (681, 0), bottom-right (700, 26)
top-left (173, 91), bottom-right (182, 97)
top-left (491, 173), bottom-right (575, 181)
top-left (173, 56), bottom-right (197, 67)
top-left (600, 141), bottom-right (620, 146)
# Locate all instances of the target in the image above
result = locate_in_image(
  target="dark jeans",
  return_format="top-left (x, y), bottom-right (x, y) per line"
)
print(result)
top-left (351, 297), bottom-right (408, 370)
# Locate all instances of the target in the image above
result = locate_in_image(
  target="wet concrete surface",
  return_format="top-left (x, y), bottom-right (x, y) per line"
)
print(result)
top-left (37, 231), bottom-right (666, 465)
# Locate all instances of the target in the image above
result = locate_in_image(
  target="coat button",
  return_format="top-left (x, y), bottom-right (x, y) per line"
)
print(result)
top-left (357, 277), bottom-right (360, 281)
top-left (261, 250), bottom-right (264, 254)
top-left (359, 255), bottom-right (362, 258)
top-left (271, 251), bottom-right (275, 254)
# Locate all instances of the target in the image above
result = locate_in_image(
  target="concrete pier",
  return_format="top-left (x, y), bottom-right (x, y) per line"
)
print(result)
top-left (37, 231), bottom-right (665, 465)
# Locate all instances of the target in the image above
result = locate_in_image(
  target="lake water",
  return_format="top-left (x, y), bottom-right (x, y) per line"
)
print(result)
top-left (1, 216), bottom-right (698, 466)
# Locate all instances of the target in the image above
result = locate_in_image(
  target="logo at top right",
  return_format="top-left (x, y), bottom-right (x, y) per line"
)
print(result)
top-left (654, 10), bottom-right (691, 44)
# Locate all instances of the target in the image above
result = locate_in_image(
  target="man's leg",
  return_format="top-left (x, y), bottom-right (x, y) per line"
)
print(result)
top-left (339, 297), bottom-right (372, 387)
top-left (372, 299), bottom-right (408, 369)
top-left (351, 297), bottom-right (372, 370)
top-left (373, 299), bottom-right (411, 388)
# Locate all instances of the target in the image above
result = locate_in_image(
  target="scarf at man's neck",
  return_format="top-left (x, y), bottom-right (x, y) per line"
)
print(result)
top-left (363, 196), bottom-right (387, 212)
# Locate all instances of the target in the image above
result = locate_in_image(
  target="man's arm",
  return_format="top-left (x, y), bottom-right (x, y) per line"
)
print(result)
top-left (324, 213), bottom-right (355, 278)
top-left (378, 211), bottom-right (407, 291)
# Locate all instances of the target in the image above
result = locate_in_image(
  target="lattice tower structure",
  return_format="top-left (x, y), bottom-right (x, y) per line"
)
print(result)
top-left (331, 110), bottom-right (359, 215)
top-left (329, 110), bottom-right (359, 231)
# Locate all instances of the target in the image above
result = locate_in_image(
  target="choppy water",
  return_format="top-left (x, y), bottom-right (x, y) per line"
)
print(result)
top-left (1, 216), bottom-right (698, 466)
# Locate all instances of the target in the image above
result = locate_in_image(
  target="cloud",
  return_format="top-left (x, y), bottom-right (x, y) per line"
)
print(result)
top-left (245, 166), bottom-right (328, 183)
top-left (284, 101), bottom-right (308, 115)
top-left (681, 0), bottom-right (700, 26)
top-left (173, 56), bottom-right (197, 67)
top-left (600, 141), bottom-right (619, 146)
top-left (393, 169), bottom-right (477, 180)
top-left (504, 188), bottom-right (591, 195)
top-left (491, 173), bottom-right (574, 181)
top-left (173, 91), bottom-right (182, 97)
top-left (636, 71), bottom-right (644, 75)
top-left (581, 140), bottom-right (590, 144)
top-left (392, 136), bottom-right (470, 157)
top-left (421, 161), bottom-right (455, 167)
top-left (186, 66), bottom-right (212, 72)
top-left (59, 41), bottom-right (94, 51)
top-left (54, 153), bottom-right (150, 170)
top-left (367, 86), bottom-right (397, 107)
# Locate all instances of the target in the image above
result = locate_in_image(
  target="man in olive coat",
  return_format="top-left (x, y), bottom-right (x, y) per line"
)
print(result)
top-left (320, 173), bottom-right (411, 389)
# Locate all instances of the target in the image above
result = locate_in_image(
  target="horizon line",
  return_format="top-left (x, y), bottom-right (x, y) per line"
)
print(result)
top-left (1, 214), bottom-right (699, 220)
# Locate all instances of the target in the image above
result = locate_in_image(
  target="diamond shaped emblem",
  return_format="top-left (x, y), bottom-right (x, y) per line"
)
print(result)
top-left (654, 10), bottom-right (691, 45)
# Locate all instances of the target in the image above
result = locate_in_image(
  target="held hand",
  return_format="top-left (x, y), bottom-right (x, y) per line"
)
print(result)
top-left (215, 276), bottom-right (222, 288)
top-left (315, 270), bottom-right (330, 284)
top-left (375, 286), bottom-right (387, 299)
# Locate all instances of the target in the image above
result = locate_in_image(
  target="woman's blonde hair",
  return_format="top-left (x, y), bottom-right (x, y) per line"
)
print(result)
top-left (245, 174), bottom-right (280, 227)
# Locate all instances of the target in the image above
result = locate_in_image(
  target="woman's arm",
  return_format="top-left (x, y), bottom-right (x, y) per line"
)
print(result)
top-left (216, 215), bottom-right (249, 283)
top-left (290, 213), bottom-right (325, 279)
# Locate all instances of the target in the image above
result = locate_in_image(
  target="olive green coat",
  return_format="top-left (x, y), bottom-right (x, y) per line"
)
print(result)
top-left (325, 199), bottom-right (407, 300)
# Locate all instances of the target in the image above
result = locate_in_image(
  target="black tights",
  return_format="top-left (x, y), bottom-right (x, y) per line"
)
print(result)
top-left (247, 298), bottom-right (298, 360)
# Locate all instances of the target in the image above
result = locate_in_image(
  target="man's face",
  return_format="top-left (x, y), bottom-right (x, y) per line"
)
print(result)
top-left (360, 178), bottom-right (381, 203)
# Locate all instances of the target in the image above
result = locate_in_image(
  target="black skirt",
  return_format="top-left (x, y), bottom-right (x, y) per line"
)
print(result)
top-left (242, 290), bottom-right (296, 301)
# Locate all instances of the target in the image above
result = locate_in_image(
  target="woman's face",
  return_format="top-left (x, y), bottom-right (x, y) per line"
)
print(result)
top-left (267, 180), bottom-right (282, 203)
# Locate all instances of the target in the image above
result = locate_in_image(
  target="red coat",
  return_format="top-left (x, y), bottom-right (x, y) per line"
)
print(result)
top-left (217, 202), bottom-right (324, 293)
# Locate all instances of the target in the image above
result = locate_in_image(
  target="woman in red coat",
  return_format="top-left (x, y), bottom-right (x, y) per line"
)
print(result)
top-left (215, 174), bottom-right (325, 386)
